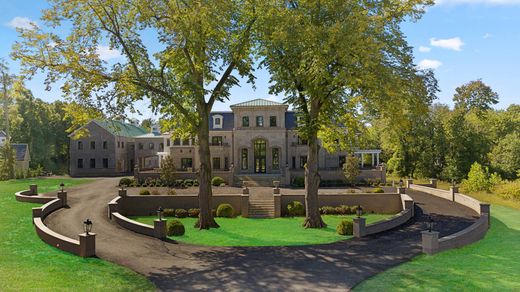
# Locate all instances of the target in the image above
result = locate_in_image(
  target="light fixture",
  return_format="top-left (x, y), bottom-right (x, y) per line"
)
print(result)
top-left (356, 205), bottom-right (363, 218)
top-left (83, 218), bottom-right (93, 235)
top-left (157, 206), bottom-right (164, 221)
top-left (60, 183), bottom-right (65, 192)
top-left (427, 216), bottom-right (434, 232)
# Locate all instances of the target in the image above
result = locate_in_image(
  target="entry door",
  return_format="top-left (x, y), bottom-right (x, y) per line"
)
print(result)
top-left (254, 140), bottom-right (266, 173)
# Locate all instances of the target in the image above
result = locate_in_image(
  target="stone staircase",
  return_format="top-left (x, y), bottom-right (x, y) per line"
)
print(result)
top-left (248, 199), bottom-right (275, 218)
top-left (235, 174), bottom-right (282, 187)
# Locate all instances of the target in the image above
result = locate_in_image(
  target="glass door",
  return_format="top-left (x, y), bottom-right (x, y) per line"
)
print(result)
top-left (254, 140), bottom-right (266, 173)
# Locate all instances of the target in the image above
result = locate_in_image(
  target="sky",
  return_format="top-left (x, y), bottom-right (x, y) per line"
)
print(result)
top-left (0, 0), bottom-right (519, 121)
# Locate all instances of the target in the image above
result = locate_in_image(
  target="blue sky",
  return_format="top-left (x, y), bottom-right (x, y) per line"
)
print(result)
top-left (1, 0), bottom-right (519, 120)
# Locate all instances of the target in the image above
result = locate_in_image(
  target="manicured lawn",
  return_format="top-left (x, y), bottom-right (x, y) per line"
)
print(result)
top-left (132, 214), bottom-right (392, 246)
top-left (0, 178), bottom-right (155, 291)
top-left (355, 204), bottom-right (520, 291)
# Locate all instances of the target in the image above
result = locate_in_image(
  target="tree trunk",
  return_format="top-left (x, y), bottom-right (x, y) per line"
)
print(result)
top-left (194, 107), bottom-right (219, 229)
top-left (303, 100), bottom-right (326, 229)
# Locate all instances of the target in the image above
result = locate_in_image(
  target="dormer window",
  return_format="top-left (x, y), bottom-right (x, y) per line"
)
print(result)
top-left (212, 114), bottom-right (223, 129)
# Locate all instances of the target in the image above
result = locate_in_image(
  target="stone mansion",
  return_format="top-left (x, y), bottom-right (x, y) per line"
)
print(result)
top-left (69, 99), bottom-right (384, 185)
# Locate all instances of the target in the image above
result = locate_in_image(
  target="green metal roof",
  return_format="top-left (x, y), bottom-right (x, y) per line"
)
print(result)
top-left (94, 120), bottom-right (148, 137)
top-left (230, 98), bottom-right (287, 108)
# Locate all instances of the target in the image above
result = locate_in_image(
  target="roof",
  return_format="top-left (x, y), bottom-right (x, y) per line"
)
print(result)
top-left (230, 98), bottom-right (287, 108)
top-left (285, 112), bottom-right (298, 129)
top-left (135, 132), bottom-right (166, 138)
top-left (93, 120), bottom-right (148, 138)
top-left (0, 130), bottom-right (6, 137)
top-left (210, 112), bottom-right (234, 131)
top-left (12, 144), bottom-right (29, 161)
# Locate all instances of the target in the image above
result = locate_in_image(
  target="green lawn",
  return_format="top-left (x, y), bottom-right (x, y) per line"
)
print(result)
top-left (0, 178), bottom-right (155, 291)
top-left (355, 205), bottom-right (520, 291)
top-left (131, 214), bottom-right (391, 246)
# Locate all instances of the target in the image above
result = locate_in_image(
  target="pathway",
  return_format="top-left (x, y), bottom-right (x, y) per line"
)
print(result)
top-left (45, 178), bottom-right (477, 291)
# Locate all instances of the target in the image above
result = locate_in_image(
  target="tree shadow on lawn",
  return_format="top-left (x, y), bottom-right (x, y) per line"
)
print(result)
top-left (147, 205), bottom-right (477, 291)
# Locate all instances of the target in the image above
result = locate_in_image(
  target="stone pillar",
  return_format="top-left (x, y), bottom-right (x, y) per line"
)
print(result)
top-left (154, 219), bottom-right (167, 239)
top-left (79, 233), bottom-right (96, 257)
top-left (118, 188), bottom-right (127, 197)
top-left (480, 203), bottom-right (491, 228)
top-left (32, 207), bottom-right (42, 219)
top-left (376, 153), bottom-right (380, 165)
top-left (406, 179), bottom-right (413, 188)
top-left (241, 194), bottom-right (249, 217)
top-left (397, 187), bottom-right (406, 194)
top-left (403, 199), bottom-right (414, 217)
top-left (361, 153), bottom-right (364, 168)
top-left (353, 217), bottom-right (366, 238)
top-left (108, 202), bottom-right (118, 219)
top-left (421, 231), bottom-right (439, 255)
top-left (429, 179), bottom-right (437, 188)
top-left (242, 186), bottom-right (249, 195)
top-left (57, 191), bottom-right (67, 207)
top-left (29, 184), bottom-right (38, 195)
top-left (450, 186), bottom-right (458, 202)
top-left (273, 194), bottom-right (281, 218)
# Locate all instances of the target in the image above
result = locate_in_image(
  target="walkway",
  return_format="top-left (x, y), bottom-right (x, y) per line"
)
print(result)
top-left (45, 178), bottom-right (477, 291)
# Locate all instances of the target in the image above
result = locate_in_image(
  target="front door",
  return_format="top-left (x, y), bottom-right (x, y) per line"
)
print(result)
top-left (254, 139), bottom-right (266, 173)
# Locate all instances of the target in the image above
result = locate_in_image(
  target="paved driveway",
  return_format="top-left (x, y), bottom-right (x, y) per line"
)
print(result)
top-left (45, 178), bottom-right (477, 291)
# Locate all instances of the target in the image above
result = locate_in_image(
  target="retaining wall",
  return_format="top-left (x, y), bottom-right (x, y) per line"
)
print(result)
top-left (34, 217), bottom-right (81, 255)
top-left (15, 189), bottom-right (57, 204)
top-left (365, 209), bottom-right (413, 235)
top-left (438, 215), bottom-right (488, 252)
top-left (112, 212), bottom-right (155, 237)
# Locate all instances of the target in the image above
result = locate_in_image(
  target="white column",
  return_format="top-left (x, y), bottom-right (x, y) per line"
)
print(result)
top-left (372, 153), bottom-right (375, 167)
top-left (377, 153), bottom-right (380, 165)
top-left (361, 153), bottom-right (364, 167)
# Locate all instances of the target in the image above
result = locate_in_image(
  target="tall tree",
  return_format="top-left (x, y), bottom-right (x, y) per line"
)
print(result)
top-left (257, 0), bottom-right (435, 228)
top-left (13, 0), bottom-right (257, 229)
top-left (0, 59), bottom-right (15, 140)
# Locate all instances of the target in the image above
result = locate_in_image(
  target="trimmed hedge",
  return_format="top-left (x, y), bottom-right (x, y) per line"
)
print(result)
top-left (212, 177), bottom-right (225, 186)
top-left (188, 208), bottom-right (200, 218)
top-left (293, 177), bottom-right (305, 188)
top-left (216, 203), bottom-right (234, 218)
top-left (163, 208), bottom-right (175, 217)
top-left (287, 201), bottom-right (305, 216)
top-left (151, 190), bottom-right (161, 196)
top-left (167, 220), bottom-right (185, 236)
top-left (119, 177), bottom-right (133, 187)
top-left (336, 220), bottom-right (353, 236)
top-left (139, 189), bottom-right (151, 196)
top-left (372, 187), bottom-right (384, 193)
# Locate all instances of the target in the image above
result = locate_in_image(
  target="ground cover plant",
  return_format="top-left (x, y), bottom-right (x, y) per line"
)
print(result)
top-left (132, 214), bottom-right (391, 246)
top-left (0, 178), bottom-right (154, 291)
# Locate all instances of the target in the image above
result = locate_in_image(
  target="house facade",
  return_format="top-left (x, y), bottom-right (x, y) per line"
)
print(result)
top-left (1, 131), bottom-right (31, 173)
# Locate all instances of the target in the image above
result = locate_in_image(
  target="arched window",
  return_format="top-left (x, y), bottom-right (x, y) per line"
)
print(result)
top-left (241, 148), bottom-right (248, 170)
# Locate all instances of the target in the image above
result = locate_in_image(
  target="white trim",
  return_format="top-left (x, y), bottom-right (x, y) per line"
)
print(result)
top-left (212, 114), bottom-right (223, 129)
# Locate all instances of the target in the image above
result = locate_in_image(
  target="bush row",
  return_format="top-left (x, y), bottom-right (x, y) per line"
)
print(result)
top-left (120, 177), bottom-right (229, 188)
top-left (291, 177), bottom-right (391, 188)
top-left (319, 205), bottom-right (365, 215)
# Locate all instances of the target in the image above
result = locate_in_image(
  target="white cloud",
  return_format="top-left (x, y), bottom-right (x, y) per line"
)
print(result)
top-left (419, 46), bottom-right (431, 53)
top-left (436, 0), bottom-right (520, 5)
top-left (7, 16), bottom-right (38, 30)
top-left (95, 45), bottom-right (122, 61)
top-left (417, 59), bottom-right (443, 70)
top-left (430, 37), bottom-right (464, 51)
top-left (483, 33), bottom-right (493, 39)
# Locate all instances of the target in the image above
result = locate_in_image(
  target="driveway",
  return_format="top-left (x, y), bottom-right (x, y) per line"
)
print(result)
top-left (45, 178), bottom-right (477, 291)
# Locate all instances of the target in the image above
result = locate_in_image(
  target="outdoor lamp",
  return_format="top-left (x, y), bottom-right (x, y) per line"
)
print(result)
top-left (427, 216), bottom-right (434, 232)
top-left (157, 206), bottom-right (164, 221)
top-left (356, 205), bottom-right (363, 218)
top-left (83, 218), bottom-right (93, 235)
top-left (60, 183), bottom-right (65, 192)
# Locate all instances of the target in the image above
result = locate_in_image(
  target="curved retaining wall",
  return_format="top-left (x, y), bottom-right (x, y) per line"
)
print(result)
top-left (410, 183), bottom-right (490, 255)
top-left (15, 189), bottom-right (57, 204)
top-left (112, 212), bottom-right (155, 237)
top-left (34, 217), bottom-right (81, 254)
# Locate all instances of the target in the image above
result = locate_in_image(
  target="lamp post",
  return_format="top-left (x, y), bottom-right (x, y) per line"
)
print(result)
top-left (157, 206), bottom-right (164, 221)
top-left (60, 183), bottom-right (65, 193)
top-left (356, 205), bottom-right (363, 218)
top-left (427, 216), bottom-right (434, 232)
top-left (83, 218), bottom-right (93, 235)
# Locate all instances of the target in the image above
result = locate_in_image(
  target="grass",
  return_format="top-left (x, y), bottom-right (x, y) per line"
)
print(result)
top-left (131, 214), bottom-right (392, 246)
top-left (0, 178), bottom-right (155, 291)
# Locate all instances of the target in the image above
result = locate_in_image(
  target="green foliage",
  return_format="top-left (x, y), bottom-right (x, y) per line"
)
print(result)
top-left (183, 179), bottom-right (193, 187)
top-left (494, 181), bottom-right (520, 201)
top-left (453, 80), bottom-right (499, 116)
top-left (163, 208), bottom-right (175, 217)
top-left (287, 201), bottom-right (305, 217)
top-left (188, 208), bottom-right (200, 218)
top-left (461, 162), bottom-right (502, 193)
top-left (216, 203), bottom-right (234, 218)
top-left (211, 177), bottom-right (225, 186)
top-left (372, 187), bottom-right (385, 193)
top-left (0, 142), bottom-right (16, 180)
top-left (167, 189), bottom-right (176, 196)
top-left (292, 176), bottom-right (305, 188)
top-left (319, 206), bottom-right (337, 215)
top-left (139, 189), bottom-right (151, 196)
top-left (342, 156), bottom-right (361, 185)
top-left (336, 220), bottom-right (353, 236)
top-left (175, 209), bottom-right (188, 218)
top-left (335, 205), bottom-right (351, 215)
top-left (160, 156), bottom-right (176, 186)
top-left (167, 220), bottom-right (185, 237)
top-left (119, 178), bottom-right (133, 187)
top-left (151, 190), bottom-right (160, 196)
top-left (490, 132), bottom-right (520, 179)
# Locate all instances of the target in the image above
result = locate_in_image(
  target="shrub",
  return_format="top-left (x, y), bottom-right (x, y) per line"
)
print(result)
top-left (184, 179), bottom-right (193, 187)
top-left (320, 206), bottom-right (336, 215)
top-left (211, 209), bottom-right (217, 217)
top-left (212, 176), bottom-right (225, 186)
top-left (336, 220), bottom-right (353, 236)
top-left (151, 190), bottom-right (161, 196)
top-left (139, 189), bottom-right (151, 196)
top-left (163, 208), bottom-right (175, 217)
top-left (167, 220), bottom-right (185, 236)
top-left (461, 162), bottom-right (502, 193)
top-left (175, 179), bottom-right (184, 187)
top-left (287, 201), bottom-right (305, 216)
top-left (216, 203), bottom-right (234, 217)
top-left (293, 176), bottom-right (305, 188)
top-left (119, 177), bottom-right (133, 187)
top-left (167, 189), bottom-right (176, 196)
top-left (372, 187), bottom-right (384, 193)
top-left (160, 155), bottom-right (176, 186)
top-left (336, 205), bottom-right (351, 215)
top-left (193, 179), bottom-right (200, 187)
top-left (495, 181), bottom-right (520, 201)
top-left (188, 208), bottom-right (200, 218)
top-left (175, 209), bottom-right (188, 218)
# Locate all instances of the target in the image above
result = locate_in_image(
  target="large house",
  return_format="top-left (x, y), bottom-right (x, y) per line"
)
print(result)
top-left (69, 99), bottom-right (385, 185)
top-left (0, 131), bottom-right (31, 173)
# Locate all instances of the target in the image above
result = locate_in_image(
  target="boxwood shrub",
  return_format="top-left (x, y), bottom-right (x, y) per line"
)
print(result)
top-left (336, 220), bottom-right (353, 236)
top-left (216, 203), bottom-right (234, 217)
top-left (287, 201), bottom-right (305, 216)
top-left (163, 208), bottom-right (175, 217)
top-left (167, 220), bottom-right (185, 236)
top-left (188, 208), bottom-right (200, 218)
top-left (175, 209), bottom-right (188, 218)
top-left (139, 189), bottom-right (151, 196)
top-left (212, 177), bottom-right (225, 186)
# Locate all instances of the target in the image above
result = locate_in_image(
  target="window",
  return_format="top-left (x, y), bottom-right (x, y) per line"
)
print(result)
top-left (103, 158), bottom-right (109, 168)
top-left (215, 118), bottom-right (221, 125)
top-left (149, 142), bottom-right (154, 150)
top-left (242, 116), bottom-right (249, 127)
top-left (299, 156), bottom-right (307, 169)
top-left (272, 148), bottom-right (280, 170)
top-left (241, 149), bottom-right (248, 170)
top-left (181, 158), bottom-right (193, 170)
top-left (292, 156), bottom-right (296, 169)
top-left (90, 141), bottom-right (95, 150)
top-left (90, 158), bottom-right (96, 169)
top-left (138, 143), bottom-right (143, 150)
top-left (339, 155), bottom-right (346, 168)
top-left (159, 143), bottom-right (164, 151)
top-left (212, 114), bottom-right (223, 129)
top-left (117, 141), bottom-right (120, 148)
top-left (103, 141), bottom-right (107, 149)
top-left (121, 141), bottom-right (124, 149)
top-left (182, 138), bottom-right (190, 146)
top-left (77, 159), bottom-right (83, 169)
top-left (211, 136), bottom-right (223, 146)
top-left (256, 116), bottom-right (264, 127)
top-left (297, 136), bottom-right (308, 145)
top-left (166, 139), bottom-right (170, 147)
top-left (212, 157), bottom-right (221, 170)
top-left (78, 141), bottom-right (83, 150)
top-left (270, 116), bottom-right (277, 127)
top-left (173, 138), bottom-right (181, 145)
